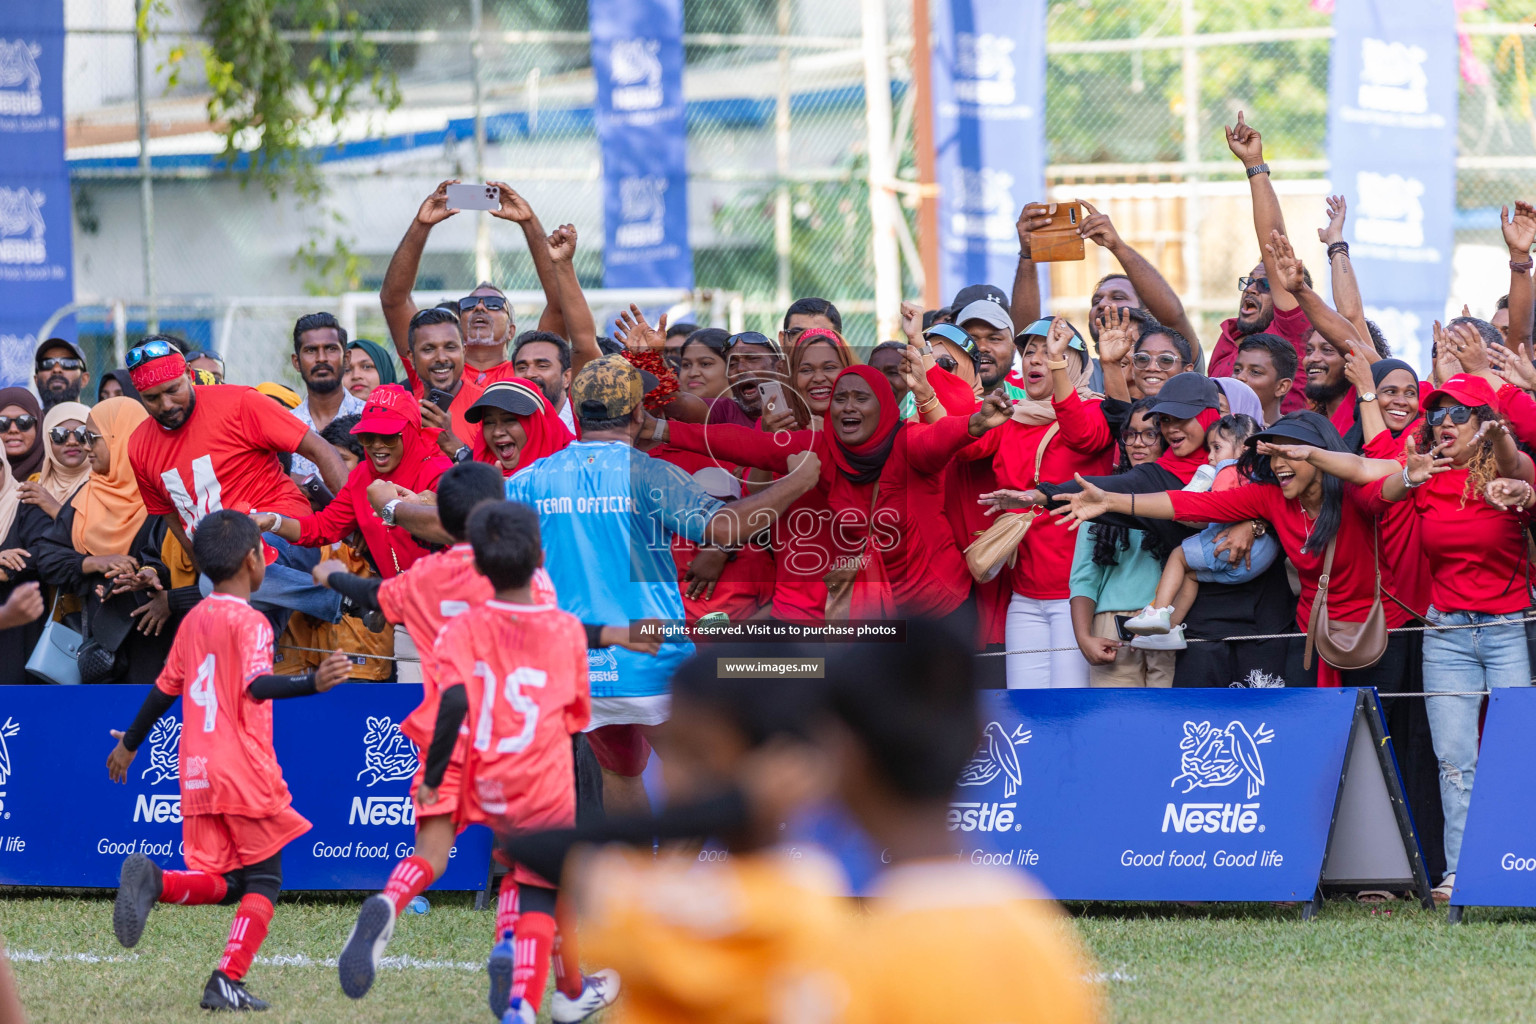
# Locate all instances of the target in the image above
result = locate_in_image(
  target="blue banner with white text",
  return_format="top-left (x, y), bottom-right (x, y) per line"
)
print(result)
top-left (1451, 688), bottom-right (1536, 908)
top-left (1326, 0), bottom-right (1456, 371)
top-left (0, 686), bottom-right (491, 889)
top-left (930, 0), bottom-right (1046, 306)
top-left (0, 2), bottom-right (74, 386)
top-left (590, 0), bottom-right (693, 290)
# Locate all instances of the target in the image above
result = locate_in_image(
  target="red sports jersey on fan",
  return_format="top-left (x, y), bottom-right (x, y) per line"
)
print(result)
top-left (154, 594), bottom-right (295, 819)
top-left (435, 601), bottom-right (591, 832)
top-left (129, 385), bottom-right (312, 531)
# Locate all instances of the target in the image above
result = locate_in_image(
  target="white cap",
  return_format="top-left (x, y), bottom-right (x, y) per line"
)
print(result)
top-left (692, 466), bottom-right (743, 500)
top-left (954, 299), bottom-right (1013, 332)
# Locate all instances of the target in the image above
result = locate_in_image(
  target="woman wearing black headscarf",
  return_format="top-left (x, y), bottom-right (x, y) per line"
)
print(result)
top-left (97, 370), bottom-right (141, 404)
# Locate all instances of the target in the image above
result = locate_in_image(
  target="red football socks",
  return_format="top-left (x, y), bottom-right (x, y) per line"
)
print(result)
top-left (158, 870), bottom-right (228, 906)
top-left (510, 911), bottom-right (556, 1012)
top-left (217, 893), bottom-right (273, 982)
top-left (381, 855), bottom-right (436, 916)
top-left (552, 928), bottom-right (584, 1000)
top-left (495, 873), bottom-right (520, 941)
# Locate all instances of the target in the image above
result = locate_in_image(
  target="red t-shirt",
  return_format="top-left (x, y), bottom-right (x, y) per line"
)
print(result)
top-left (1167, 483), bottom-right (1412, 630)
top-left (963, 392), bottom-right (1115, 600)
top-left (404, 370), bottom-right (487, 452)
top-left (154, 594), bottom-right (290, 818)
top-left (129, 385), bottom-right (311, 530)
top-left (1207, 304), bottom-right (1314, 416)
top-left (1361, 424), bottom-right (1430, 617)
top-left (1362, 469), bottom-right (1533, 616)
top-left (436, 601), bottom-right (591, 832)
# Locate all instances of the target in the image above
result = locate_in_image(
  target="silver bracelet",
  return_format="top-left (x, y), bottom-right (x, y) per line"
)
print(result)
top-left (1402, 465), bottom-right (1426, 490)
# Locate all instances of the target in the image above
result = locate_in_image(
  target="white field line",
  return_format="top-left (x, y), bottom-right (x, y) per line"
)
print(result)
top-left (6, 949), bottom-right (481, 972)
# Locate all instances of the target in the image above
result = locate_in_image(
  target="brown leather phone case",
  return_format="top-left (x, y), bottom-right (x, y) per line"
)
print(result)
top-left (1024, 202), bottom-right (1086, 262)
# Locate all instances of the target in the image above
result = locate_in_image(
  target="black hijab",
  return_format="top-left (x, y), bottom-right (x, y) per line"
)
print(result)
top-left (1342, 358), bottom-right (1418, 453)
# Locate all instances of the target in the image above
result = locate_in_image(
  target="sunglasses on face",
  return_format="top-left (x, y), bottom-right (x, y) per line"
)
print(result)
top-left (0, 415), bottom-right (36, 433)
top-left (458, 294), bottom-right (508, 313)
top-left (1120, 428), bottom-right (1160, 445)
top-left (1426, 404), bottom-right (1476, 427)
top-left (1238, 276), bottom-right (1272, 294)
top-left (934, 353), bottom-right (960, 373)
top-left (50, 426), bottom-right (95, 445)
top-left (37, 357), bottom-right (83, 373)
top-left (126, 339), bottom-right (179, 369)
top-left (1132, 352), bottom-right (1183, 370)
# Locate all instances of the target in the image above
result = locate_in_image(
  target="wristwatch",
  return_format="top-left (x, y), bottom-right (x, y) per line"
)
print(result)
top-left (1360, 392), bottom-right (1377, 403)
top-left (452, 445), bottom-right (473, 464)
top-left (381, 498), bottom-right (403, 527)
top-left (1046, 359), bottom-right (1070, 371)
top-left (1245, 162), bottom-right (1270, 178)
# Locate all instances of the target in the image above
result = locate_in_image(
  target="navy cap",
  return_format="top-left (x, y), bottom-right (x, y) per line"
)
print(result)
top-left (1146, 372), bottom-right (1221, 420)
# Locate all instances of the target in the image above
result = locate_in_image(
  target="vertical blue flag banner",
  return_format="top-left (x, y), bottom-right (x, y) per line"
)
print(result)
top-left (0, 686), bottom-right (491, 889)
top-left (1326, 0), bottom-right (1457, 371)
top-left (1449, 689), bottom-right (1536, 916)
top-left (929, 0), bottom-right (1046, 305)
top-left (589, 0), bottom-right (692, 290)
top-left (0, 1), bottom-right (74, 386)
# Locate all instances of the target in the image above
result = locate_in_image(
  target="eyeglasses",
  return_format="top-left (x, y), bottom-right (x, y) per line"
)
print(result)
top-left (36, 357), bottom-right (83, 372)
top-left (51, 427), bottom-right (97, 446)
top-left (0, 415), bottom-right (36, 433)
top-left (1132, 352), bottom-right (1183, 370)
top-left (1120, 428), bottom-right (1161, 446)
top-left (1238, 276), bottom-right (1272, 294)
top-left (458, 294), bottom-right (508, 313)
top-left (126, 339), bottom-right (179, 369)
top-left (934, 353), bottom-right (959, 373)
top-left (1426, 404), bottom-right (1476, 427)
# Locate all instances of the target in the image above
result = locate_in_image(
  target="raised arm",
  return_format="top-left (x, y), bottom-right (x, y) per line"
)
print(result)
top-left (1093, 307), bottom-right (1135, 404)
top-left (1318, 195), bottom-right (1374, 349)
top-left (380, 181), bottom-right (459, 361)
top-left (1227, 112), bottom-right (1298, 313)
top-left (1010, 204), bottom-right (1049, 329)
top-left (1254, 440), bottom-right (1397, 486)
top-left (1503, 200), bottom-right (1536, 357)
top-left (655, 417), bottom-right (811, 475)
top-left (1078, 200), bottom-right (1202, 351)
top-left (907, 391), bottom-right (1014, 474)
top-left (1343, 351), bottom-right (1389, 444)
top-left (1266, 230), bottom-right (1370, 358)
top-left (486, 182), bottom-right (566, 338)
top-left (545, 224), bottom-right (601, 377)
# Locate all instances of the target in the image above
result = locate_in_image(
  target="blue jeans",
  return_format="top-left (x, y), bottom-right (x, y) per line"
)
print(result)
top-left (1422, 606), bottom-right (1531, 875)
top-left (200, 533), bottom-right (344, 632)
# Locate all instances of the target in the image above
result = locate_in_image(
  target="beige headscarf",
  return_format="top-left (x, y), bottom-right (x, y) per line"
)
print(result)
top-left (1010, 346), bottom-right (1102, 426)
top-left (0, 447), bottom-right (19, 542)
top-left (38, 402), bottom-right (92, 504)
top-left (70, 398), bottom-right (150, 557)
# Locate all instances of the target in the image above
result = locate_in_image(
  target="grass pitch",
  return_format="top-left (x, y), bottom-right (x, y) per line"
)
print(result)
top-left (7, 890), bottom-right (1536, 1022)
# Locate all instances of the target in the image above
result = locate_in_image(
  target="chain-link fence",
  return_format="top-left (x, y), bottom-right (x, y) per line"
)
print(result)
top-left (59, 0), bottom-right (1536, 375)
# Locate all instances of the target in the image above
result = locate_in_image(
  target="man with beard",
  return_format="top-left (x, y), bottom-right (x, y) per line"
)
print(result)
top-left (723, 331), bottom-right (785, 422)
top-left (33, 337), bottom-right (90, 411)
top-left (512, 331), bottom-right (576, 432)
top-left (380, 181), bottom-right (600, 389)
top-left (288, 313), bottom-right (365, 480)
top-left (952, 299), bottom-right (1014, 395)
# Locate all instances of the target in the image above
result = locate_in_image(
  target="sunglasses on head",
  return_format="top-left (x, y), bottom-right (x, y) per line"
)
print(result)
top-left (37, 357), bottom-right (83, 372)
top-left (1426, 404), bottom-right (1476, 427)
top-left (1238, 276), bottom-right (1272, 294)
top-left (1132, 351), bottom-right (1183, 370)
top-left (458, 294), bottom-right (508, 313)
top-left (51, 426), bottom-right (96, 446)
top-left (0, 415), bottom-right (36, 433)
top-left (126, 339), bottom-right (179, 369)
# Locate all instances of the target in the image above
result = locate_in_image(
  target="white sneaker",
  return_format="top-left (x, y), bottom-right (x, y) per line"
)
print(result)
top-left (1124, 605), bottom-right (1174, 636)
top-left (338, 893), bottom-right (396, 999)
top-left (551, 969), bottom-right (622, 1023)
top-left (1131, 624), bottom-right (1187, 650)
top-left (501, 997), bottom-right (537, 1024)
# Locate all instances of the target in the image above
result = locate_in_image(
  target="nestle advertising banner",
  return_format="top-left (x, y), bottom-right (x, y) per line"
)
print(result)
top-left (929, 0), bottom-right (1047, 305)
top-left (0, 1), bottom-right (75, 386)
top-left (1450, 689), bottom-right (1536, 911)
top-left (944, 688), bottom-right (1359, 901)
top-left (1326, 0), bottom-right (1456, 371)
top-left (589, 0), bottom-right (692, 289)
top-left (0, 686), bottom-right (491, 889)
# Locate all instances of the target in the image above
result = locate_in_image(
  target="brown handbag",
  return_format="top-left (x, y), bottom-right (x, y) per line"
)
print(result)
top-left (823, 482), bottom-right (880, 622)
top-left (964, 422), bottom-right (1060, 584)
top-left (1304, 523), bottom-right (1388, 671)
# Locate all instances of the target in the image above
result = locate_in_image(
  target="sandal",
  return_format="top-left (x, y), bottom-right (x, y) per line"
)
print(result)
top-left (1357, 890), bottom-right (1397, 903)
top-left (1432, 873), bottom-right (1456, 904)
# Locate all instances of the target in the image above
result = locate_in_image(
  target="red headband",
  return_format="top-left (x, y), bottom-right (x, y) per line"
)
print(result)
top-left (129, 352), bottom-right (188, 392)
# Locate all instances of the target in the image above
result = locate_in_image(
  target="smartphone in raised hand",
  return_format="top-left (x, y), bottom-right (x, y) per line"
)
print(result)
top-left (445, 183), bottom-right (500, 211)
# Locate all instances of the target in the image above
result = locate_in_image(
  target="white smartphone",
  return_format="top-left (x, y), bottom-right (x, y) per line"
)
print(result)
top-left (757, 380), bottom-right (786, 411)
top-left (446, 183), bottom-right (501, 211)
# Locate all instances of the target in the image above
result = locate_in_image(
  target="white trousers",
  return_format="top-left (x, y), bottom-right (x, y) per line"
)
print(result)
top-left (1005, 594), bottom-right (1088, 689)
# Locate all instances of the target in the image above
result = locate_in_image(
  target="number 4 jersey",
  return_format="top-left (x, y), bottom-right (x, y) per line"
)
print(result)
top-left (154, 593), bottom-right (295, 819)
top-left (434, 600), bottom-right (591, 832)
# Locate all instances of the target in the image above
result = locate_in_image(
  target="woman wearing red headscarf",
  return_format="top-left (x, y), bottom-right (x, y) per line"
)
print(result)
top-left (255, 386), bottom-right (451, 577)
top-left (646, 365), bottom-right (1012, 620)
top-left (464, 378), bottom-right (574, 476)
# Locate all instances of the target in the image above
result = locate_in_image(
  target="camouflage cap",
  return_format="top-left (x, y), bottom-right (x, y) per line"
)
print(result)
top-left (569, 353), bottom-right (659, 421)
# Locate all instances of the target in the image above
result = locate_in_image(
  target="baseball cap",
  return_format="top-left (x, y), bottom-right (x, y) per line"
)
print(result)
top-left (1246, 412), bottom-right (1339, 451)
top-left (692, 466), bottom-right (743, 500)
top-left (255, 382), bottom-right (301, 409)
top-left (352, 384), bottom-right (422, 435)
top-left (1016, 316), bottom-right (1088, 353)
top-left (35, 336), bottom-right (85, 365)
top-left (922, 322), bottom-right (980, 361)
top-left (466, 379), bottom-right (546, 423)
top-left (1146, 373), bottom-right (1222, 420)
top-left (954, 300), bottom-right (1014, 333)
top-left (569, 354), bottom-right (661, 421)
top-left (1420, 372), bottom-right (1498, 412)
top-left (951, 284), bottom-right (1009, 313)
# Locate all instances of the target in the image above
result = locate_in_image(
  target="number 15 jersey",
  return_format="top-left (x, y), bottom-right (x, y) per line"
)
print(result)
top-left (154, 593), bottom-right (293, 819)
top-left (434, 600), bottom-right (591, 832)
